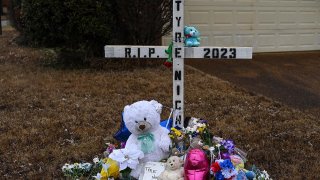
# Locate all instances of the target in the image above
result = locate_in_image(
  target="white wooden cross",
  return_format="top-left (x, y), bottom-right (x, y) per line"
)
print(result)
top-left (104, 0), bottom-right (252, 129)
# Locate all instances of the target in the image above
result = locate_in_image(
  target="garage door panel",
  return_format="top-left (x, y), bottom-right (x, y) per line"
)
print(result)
top-left (235, 11), bottom-right (255, 29)
top-left (299, 33), bottom-right (317, 46)
top-left (279, 11), bottom-right (297, 24)
top-left (189, 11), bottom-right (210, 25)
top-left (213, 11), bottom-right (233, 24)
top-left (257, 34), bottom-right (276, 47)
top-left (300, 0), bottom-right (319, 5)
top-left (299, 10), bottom-right (318, 26)
top-left (212, 34), bottom-right (234, 46)
top-left (235, 34), bottom-right (255, 47)
top-left (256, 10), bottom-right (278, 29)
top-left (185, 7), bottom-right (211, 31)
top-left (278, 33), bottom-right (297, 47)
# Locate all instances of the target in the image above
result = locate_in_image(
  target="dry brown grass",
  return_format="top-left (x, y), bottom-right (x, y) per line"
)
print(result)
top-left (1, 30), bottom-right (319, 179)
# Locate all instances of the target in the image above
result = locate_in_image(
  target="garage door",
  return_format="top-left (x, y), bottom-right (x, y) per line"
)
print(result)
top-left (163, 0), bottom-right (320, 52)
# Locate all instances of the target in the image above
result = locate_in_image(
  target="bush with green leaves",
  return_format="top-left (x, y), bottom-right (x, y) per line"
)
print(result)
top-left (20, 0), bottom-right (172, 65)
top-left (21, 0), bottom-right (67, 47)
top-left (21, 0), bottom-right (114, 57)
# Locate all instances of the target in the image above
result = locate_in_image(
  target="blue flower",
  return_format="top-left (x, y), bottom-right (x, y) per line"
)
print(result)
top-left (215, 171), bottom-right (224, 180)
top-left (219, 159), bottom-right (235, 169)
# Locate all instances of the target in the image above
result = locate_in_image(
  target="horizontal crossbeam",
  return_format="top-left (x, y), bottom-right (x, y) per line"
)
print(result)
top-left (105, 46), bottom-right (252, 59)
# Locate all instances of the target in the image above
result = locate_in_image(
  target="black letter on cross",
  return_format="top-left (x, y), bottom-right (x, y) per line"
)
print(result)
top-left (176, 115), bottom-right (182, 125)
top-left (177, 85), bottom-right (180, 95)
top-left (175, 71), bottom-right (182, 80)
top-left (175, 100), bottom-right (182, 110)
top-left (175, 32), bottom-right (182, 43)
top-left (176, 17), bottom-right (182, 27)
top-left (149, 48), bottom-right (155, 58)
top-left (175, 48), bottom-right (182, 58)
top-left (175, 0), bottom-right (182, 11)
top-left (125, 48), bottom-right (131, 58)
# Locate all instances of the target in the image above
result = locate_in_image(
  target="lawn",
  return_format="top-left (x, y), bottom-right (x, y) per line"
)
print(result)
top-left (1, 30), bottom-right (319, 179)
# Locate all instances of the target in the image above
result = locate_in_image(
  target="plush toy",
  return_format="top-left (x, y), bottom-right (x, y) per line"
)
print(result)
top-left (187, 137), bottom-right (204, 152)
top-left (123, 100), bottom-right (171, 178)
top-left (184, 26), bottom-right (200, 47)
top-left (158, 156), bottom-right (184, 180)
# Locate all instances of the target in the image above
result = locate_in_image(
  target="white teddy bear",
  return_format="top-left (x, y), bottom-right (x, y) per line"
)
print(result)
top-left (158, 156), bottom-right (184, 180)
top-left (123, 100), bottom-right (171, 179)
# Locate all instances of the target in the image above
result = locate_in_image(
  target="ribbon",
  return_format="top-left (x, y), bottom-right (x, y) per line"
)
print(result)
top-left (137, 133), bottom-right (155, 154)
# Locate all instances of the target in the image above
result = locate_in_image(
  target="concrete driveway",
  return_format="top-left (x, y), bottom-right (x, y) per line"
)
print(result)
top-left (187, 51), bottom-right (320, 118)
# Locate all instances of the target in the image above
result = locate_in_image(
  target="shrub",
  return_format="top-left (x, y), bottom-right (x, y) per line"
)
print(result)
top-left (21, 0), bottom-right (114, 57)
top-left (63, 0), bottom-right (114, 57)
top-left (21, 1), bottom-right (67, 47)
top-left (113, 0), bottom-right (172, 45)
top-left (20, 0), bottom-right (172, 66)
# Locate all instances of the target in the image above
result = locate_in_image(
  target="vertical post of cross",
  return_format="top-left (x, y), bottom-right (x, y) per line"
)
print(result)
top-left (172, 0), bottom-right (184, 128)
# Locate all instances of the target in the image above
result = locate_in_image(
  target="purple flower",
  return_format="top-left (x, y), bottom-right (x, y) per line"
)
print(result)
top-left (200, 119), bottom-right (208, 124)
top-left (120, 142), bottom-right (126, 148)
top-left (105, 143), bottom-right (116, 154)
top-left (221, 152), bottom-right (230, 159)
top-left (222, 139), bottom-right (235, 153)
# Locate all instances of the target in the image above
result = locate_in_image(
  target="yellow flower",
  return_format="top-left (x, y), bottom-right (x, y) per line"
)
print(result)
top-left (197, 126), bottom-right (206, 133)
top-left (100, 158), bottom-right (120, 179)
top-left (171, 128), bottom-right (182, 136)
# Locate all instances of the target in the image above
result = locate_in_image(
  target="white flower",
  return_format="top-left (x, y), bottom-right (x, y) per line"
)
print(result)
top-left (192, 118), bottom-right (199, 124)
top-left (73, 163), bottom-right (79, 168)
top-left (68, 164), bottom-right (74, 169)
top-left (93, 157), bottom-right (100, 164)
top-left (109, 148), bottom-right (144, 171)
top-left (262, 170), bottom-right (270, 179)
top-left (82, 163), bottom-right (92, 171)
top-left (93, 173), bottom-right (102, 180)
top-left (62, 164), bottom-right (70, 172)
top-left (221, 168), bottom-right (238, 179)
